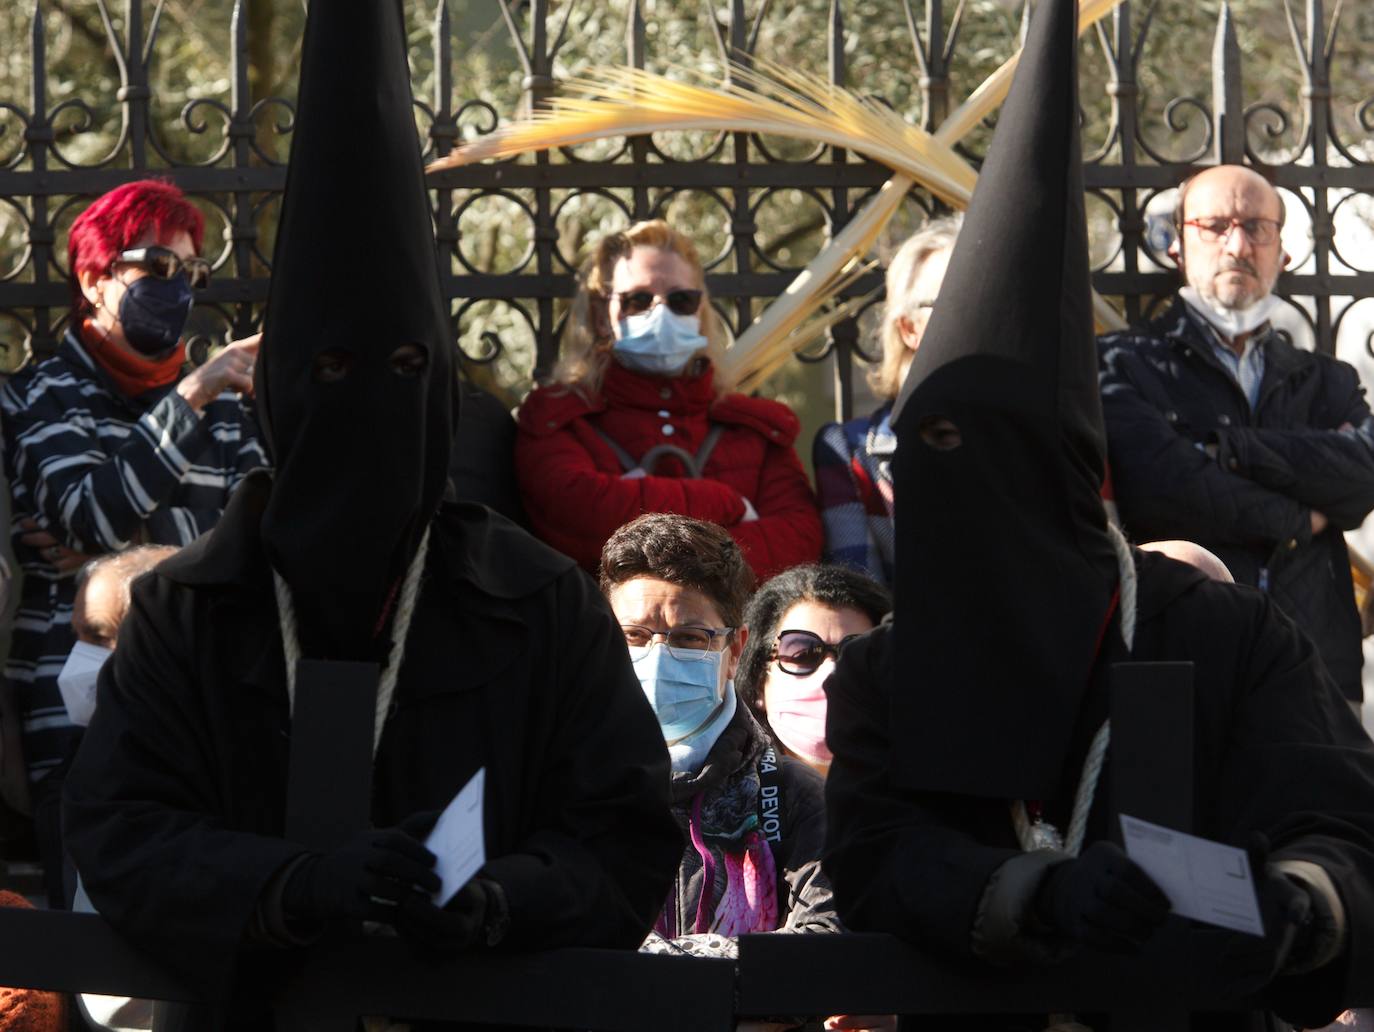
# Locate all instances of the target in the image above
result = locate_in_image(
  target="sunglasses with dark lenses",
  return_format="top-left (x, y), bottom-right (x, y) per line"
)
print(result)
top-left (615, 289), bottom-right (703, 318)
top-left (113, 246), bottom-right (212, 290)
top-left (771, 629), bottom-right (862, 676)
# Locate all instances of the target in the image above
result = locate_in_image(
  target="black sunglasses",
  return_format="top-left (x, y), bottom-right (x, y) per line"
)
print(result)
top-left (771, 629), bottom-right (861, 677)
top-left (113, 246), bottom-right (211, 290)
top-left (614, 288), bottom-right (703, 318)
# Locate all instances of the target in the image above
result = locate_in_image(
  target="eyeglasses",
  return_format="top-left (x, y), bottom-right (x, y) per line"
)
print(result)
top-left (622, 624), bottom-right (733, 661)
top-left (614, 289), bottom-right (704, 318)
top-left (771, 629), bottom-right (861, 677)
top-left (1181, 217), bottom-right (1281, 246)
top-left (112, 246), bottom-right (212, 289)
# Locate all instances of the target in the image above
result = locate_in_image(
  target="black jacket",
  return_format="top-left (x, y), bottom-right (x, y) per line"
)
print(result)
top-left (1098, 298), bottom-right (1374, 700)
top-left (824, 549), bottom-right (1374, 1028)
top-left (62, 472), bottom-right (681, 1022)
top-left (652, 703), bottom-right (838, 947)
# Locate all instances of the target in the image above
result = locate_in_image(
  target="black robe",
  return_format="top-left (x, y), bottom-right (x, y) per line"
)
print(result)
top-left (824, 548), bottom-right (1374, 1027)
top-left (62, 472), bottom-right (682, 1019)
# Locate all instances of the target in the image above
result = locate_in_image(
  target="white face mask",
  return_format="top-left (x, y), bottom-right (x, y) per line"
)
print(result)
top-left (1179, 286), bottom-right (1282, 341)
top-left (56, 640), bottom-right (113, 727)
top-left (612, 303), bottom-right (708, 377)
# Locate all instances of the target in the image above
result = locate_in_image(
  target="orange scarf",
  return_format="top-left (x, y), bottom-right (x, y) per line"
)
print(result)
top-left (78, 317), bottom-right (185, 398)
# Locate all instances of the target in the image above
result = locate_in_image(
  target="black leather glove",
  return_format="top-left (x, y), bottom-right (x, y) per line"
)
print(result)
top-left (394, 878), bottom-right (504, 953)
top-left (1209, 835), bottom-right (1314, 998)
top-left (1034, 841), bottom-right (1171, 952)
top-left (282, 825), bottom-right (440, 926)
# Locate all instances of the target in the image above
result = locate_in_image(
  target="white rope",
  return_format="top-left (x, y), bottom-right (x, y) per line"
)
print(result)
top-left (274, 525), bottom-right (432, 756)
top-left (1062, 721), bottom-right (1112, 856)
top-left (1012, 526), bottom-right (1138, 856)
top-left (1107, 521), bottom-right (1136, 652)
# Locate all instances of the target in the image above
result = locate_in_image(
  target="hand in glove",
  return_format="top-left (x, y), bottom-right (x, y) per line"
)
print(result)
top-left (282, 823), bottom-right (440, 926)
top-left (1208, 835), bottom-right (1314, 999)
top-left (1034, 841), bottom-right (1171, 952)
top-left (395, 878), bottom-right (505, 953)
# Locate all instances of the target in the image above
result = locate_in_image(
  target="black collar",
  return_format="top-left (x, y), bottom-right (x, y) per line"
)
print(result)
top-left (1131, 545), bottom-right (1210, 623)
top-left (158, 471), bottom-right (572, 602)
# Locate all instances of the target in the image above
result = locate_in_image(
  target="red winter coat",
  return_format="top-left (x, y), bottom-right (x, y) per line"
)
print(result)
top-left (516, 361), bottom-right (822, 581)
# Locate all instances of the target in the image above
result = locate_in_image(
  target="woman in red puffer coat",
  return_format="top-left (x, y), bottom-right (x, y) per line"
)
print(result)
top-left (517, 219), bottom-right (821, 581)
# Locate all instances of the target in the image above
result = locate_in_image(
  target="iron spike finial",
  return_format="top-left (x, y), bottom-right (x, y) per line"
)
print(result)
top-left (433, 0), bottom-right (453, 113)
top-left (627, 0), bottom-right (645, 70)
top-left (1211, 0), bottom-right (1244, 165)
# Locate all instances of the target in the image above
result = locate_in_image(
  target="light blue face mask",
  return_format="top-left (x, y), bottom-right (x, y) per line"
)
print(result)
top-left (612, 303), bottom-right (708, 377)
top-left (630, 641), bottom-right (726, 742)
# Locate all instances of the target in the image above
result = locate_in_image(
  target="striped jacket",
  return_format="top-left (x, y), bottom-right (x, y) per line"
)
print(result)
top-left (1, 330), bottom-right (267, 782)
top-left (812, 402), bottom-right (897, 588)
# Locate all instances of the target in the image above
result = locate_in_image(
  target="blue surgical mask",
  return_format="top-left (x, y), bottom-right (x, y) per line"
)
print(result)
top-left (631, 641), bottom-right (727, 742)
top-left (118, 274), bottom-right (194, 357)
top-left (612, 303), bottom-right (708, 377)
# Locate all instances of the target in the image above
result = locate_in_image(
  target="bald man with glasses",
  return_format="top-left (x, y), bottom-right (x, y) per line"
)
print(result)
top-left (1099, 163), bottom-right (1374, 709)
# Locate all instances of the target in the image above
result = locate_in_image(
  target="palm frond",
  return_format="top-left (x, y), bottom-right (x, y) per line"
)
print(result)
top-left (718, 175), bottom-right (908, 390)
top-left (429, 64), bottom-right (976, 207)
top-left (427, 0), bottom-right (1129, 385)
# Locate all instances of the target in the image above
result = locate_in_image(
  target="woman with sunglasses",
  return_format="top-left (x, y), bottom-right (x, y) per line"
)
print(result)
top-left (517, 219), bottom-right (821, 580)
top-left (737, 564), bottom-right (891, 775)
top-left (0, 179), bottom-right (265, 907)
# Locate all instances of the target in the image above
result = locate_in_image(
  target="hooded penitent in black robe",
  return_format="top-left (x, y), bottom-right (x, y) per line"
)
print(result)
top-left (62, 0), bottom-right (680, 1022)
top-left (63, 474), bottom-right (680, 1019)
top-left (822, 0), bottom-right (1374, 1024)
top-left (824, 548), bottom-right (1374, 1028)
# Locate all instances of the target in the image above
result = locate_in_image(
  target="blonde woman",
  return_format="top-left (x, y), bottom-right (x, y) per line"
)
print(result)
top-left (516, 219), bottom-right (821, 579)
top-left (811, 215), bottom-right (961, 586)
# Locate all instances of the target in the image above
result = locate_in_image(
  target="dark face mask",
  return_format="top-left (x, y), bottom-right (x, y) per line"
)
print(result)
top-left (117, 275), bottom-right (193, 357)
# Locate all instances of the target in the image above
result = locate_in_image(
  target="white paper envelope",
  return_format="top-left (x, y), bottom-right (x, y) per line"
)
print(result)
top-left (1120, 814), bottom-right (1264, 937)
top-left (424, 767), bottom-right (487, 906)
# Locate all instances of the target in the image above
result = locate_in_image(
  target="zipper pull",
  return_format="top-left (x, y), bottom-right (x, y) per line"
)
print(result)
top-left (1258, 567), bottom-right (1270, 592)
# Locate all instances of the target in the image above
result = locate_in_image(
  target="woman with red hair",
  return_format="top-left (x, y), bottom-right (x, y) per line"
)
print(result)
top-left (0, 179), bottom-right (264, 906)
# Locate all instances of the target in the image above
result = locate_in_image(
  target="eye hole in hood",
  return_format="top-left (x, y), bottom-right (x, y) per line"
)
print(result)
top-left (918, 415), bottom-right (962, 451)
top-left (389, 343), bottom-right (428, 378)
top-left (311, 348), bottom-right (354, 384)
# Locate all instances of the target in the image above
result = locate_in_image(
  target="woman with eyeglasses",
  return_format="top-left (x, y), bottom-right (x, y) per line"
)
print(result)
top-left (813, 215), bottom-right (961, 588)
top-left (0, 179), bottom-right (265, 907)
top-left (517, 219), bottom-right (821, 581)
top-left (736, 564), bottom-right (891, 776)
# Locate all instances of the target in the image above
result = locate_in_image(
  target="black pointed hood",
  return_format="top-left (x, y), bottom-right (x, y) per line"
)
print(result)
top-left (889, 0), bottom-right (1117, 799)
top-left (256, 0), bottom-right (457, 659)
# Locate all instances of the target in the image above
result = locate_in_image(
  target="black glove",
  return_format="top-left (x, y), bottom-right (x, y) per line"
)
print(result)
top-left (1034, 841), bottom-right (1171, 952)
top-left (394, 878), bottom-right (503, 953)
top-left (282, 823), bottom-right (440, 926)
top-left (1209, 835), bottom-right (1314, 999)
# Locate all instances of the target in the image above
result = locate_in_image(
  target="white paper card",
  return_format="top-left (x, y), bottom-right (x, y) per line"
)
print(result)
top-left (425, 767), bottom-right (486, 907)
top-left (1120, 814), bottom-right (1264, 937)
